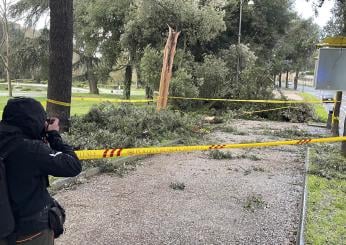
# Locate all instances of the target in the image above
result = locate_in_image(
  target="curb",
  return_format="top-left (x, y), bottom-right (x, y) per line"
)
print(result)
top-left (297, 147), bottom-right (310, 245)
top-left (50, 139), bottom-right (183, 192)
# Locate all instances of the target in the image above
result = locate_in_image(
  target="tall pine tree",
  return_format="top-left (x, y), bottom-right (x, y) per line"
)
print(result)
top-left (46, 0), bottom-right (73, 131)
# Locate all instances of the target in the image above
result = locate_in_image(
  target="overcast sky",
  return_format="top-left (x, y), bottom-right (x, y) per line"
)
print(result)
top-left (294, 0), bottom-right (335, 27)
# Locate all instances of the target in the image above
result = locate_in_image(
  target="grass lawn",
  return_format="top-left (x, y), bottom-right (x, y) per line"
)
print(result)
top-left (300, 93), bottom-right (328, 123)
top-left (0, 91), bottom-right (150, 116)
top-left (306, 145), bottom-right (346, 244)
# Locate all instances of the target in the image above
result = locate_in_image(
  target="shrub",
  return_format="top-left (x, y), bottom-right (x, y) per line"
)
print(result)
top-left (169, 69), bottom-right (199, 110)
top-left (219, 44), bottom-right (257, 78)
top-left (196, 54), bottom-right (230, 98)
top-left (140, 46), bottom-right (162, 98)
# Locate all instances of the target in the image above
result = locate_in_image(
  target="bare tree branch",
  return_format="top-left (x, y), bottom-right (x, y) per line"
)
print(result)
top-left (9, 0), bottom-right (49, 27)
top-left (0, 53), bottom-right (9, 69)
top-left (0, 18), bottom-right (5, 48)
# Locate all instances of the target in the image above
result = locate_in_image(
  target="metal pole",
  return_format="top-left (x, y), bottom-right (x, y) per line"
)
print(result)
top-left (236, 0), bottom-right (243, 83)
top-left (238, 0), bottom-right (243, 45)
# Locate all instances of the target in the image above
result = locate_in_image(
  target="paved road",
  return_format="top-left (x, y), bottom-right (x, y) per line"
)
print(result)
top-left (0, 82), bottom-right (90, 94)
top-left (0, 91), bottom-right (46, 97)
top-left (0, 82), bottom-right (144, 96)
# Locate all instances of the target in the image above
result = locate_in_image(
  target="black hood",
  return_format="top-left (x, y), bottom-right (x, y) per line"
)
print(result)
top-left (1, 97), bottom-right (46, 140)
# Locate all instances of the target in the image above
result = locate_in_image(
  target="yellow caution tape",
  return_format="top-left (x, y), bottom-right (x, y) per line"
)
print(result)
top-left (75, 136), bottom-right (346, 160)
top-left (47, 99), bottom-right (71, 107)
top-left (44, 96), bottom-right (333, 106)
top-left (167, 96), bottom-right (326, 104)
top-left (40, 95), bottom-right (338, 108)
top-left (72, 97), bottom-right (155, 103)
top-left (242, 106), bottom-right (300, 115)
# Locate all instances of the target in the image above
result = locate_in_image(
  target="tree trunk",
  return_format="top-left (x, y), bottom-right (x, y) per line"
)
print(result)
top-left (47, 0), bottom-right (73, 132)
top-left (273, 74), bottom-right (276, 86)
top-left (294, 70), bottom-right (299, 90)
top-left (86, 57), bottom-right (99, 94)
top-left (135, 63), bottom-right (142, 89)
top-left (145, 85), bottom-right (153, 100)
top-left (285, 70), bottom-right (289, 88)
top-left (3, 7), bottom-right (12, 97)
top-left (6, 54), bottom-right (11, 97)
top-left (327, 110), bottom-right (333, 129)
top-left (278, 72), bottom-right (282, 88)
top-left (332, 91), bottom-right (342, 136)
top-left (88, 78), bottom-right (99, 95)
top-left (124, 65), bottom-right (132, 100)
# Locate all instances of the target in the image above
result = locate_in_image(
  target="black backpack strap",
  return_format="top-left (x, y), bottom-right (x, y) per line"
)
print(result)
top-left (0, 138), bottom-right (20, 245)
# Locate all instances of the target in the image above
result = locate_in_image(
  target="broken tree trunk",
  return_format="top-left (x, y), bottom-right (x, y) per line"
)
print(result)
top-left (157, 26), bottom-right (180, 111)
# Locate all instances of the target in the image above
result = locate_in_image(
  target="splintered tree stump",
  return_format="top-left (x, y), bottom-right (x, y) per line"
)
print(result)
top-left (157, 26), bottom-right (180, 111)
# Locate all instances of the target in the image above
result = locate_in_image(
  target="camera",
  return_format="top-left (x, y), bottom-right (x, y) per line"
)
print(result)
top-left (46, 118), bottom-right (55, 125)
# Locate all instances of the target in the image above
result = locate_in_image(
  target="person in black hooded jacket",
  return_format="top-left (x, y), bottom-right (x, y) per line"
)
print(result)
top-left (0, 97), bottom-right (81, 245)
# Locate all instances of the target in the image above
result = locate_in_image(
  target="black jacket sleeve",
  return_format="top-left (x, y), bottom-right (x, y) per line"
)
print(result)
top-left (32, 131), bottom-right (82, 177)
top-left (46, 130), bottom-right (78, 158)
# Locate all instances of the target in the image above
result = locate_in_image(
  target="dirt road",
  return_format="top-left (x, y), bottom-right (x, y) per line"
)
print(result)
top-left (55, 120), bottom-right (328, 245)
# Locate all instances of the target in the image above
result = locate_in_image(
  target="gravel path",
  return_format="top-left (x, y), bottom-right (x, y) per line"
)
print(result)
top-left (55, 120), bottom-right (328, 245)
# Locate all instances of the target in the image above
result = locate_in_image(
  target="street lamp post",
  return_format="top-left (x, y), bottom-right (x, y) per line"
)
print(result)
top-left (236, 0), bottom-right (254, 83)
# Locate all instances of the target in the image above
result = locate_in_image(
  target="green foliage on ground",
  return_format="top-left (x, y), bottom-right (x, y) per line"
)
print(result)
top-left (60, 102), bottom-right (203, 172)
top-left (243, 194), bottom-right (267, 212)
top-left (300, 93), bottom-right (328, 123)
top-left (238, 103), bottom-right (315, 123)
top-left (64, 103), bottom-right (200, 150)
top-left (169, 182), bottom-right (186, 191)
top-left (306, 145), bottom-right (346, 244)
top-left (309, 145), bottom-right (346, 180)
top-left (232, 90), bottom-right (322, 123)
top-left (209, 150), bottom-right (233, 160)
